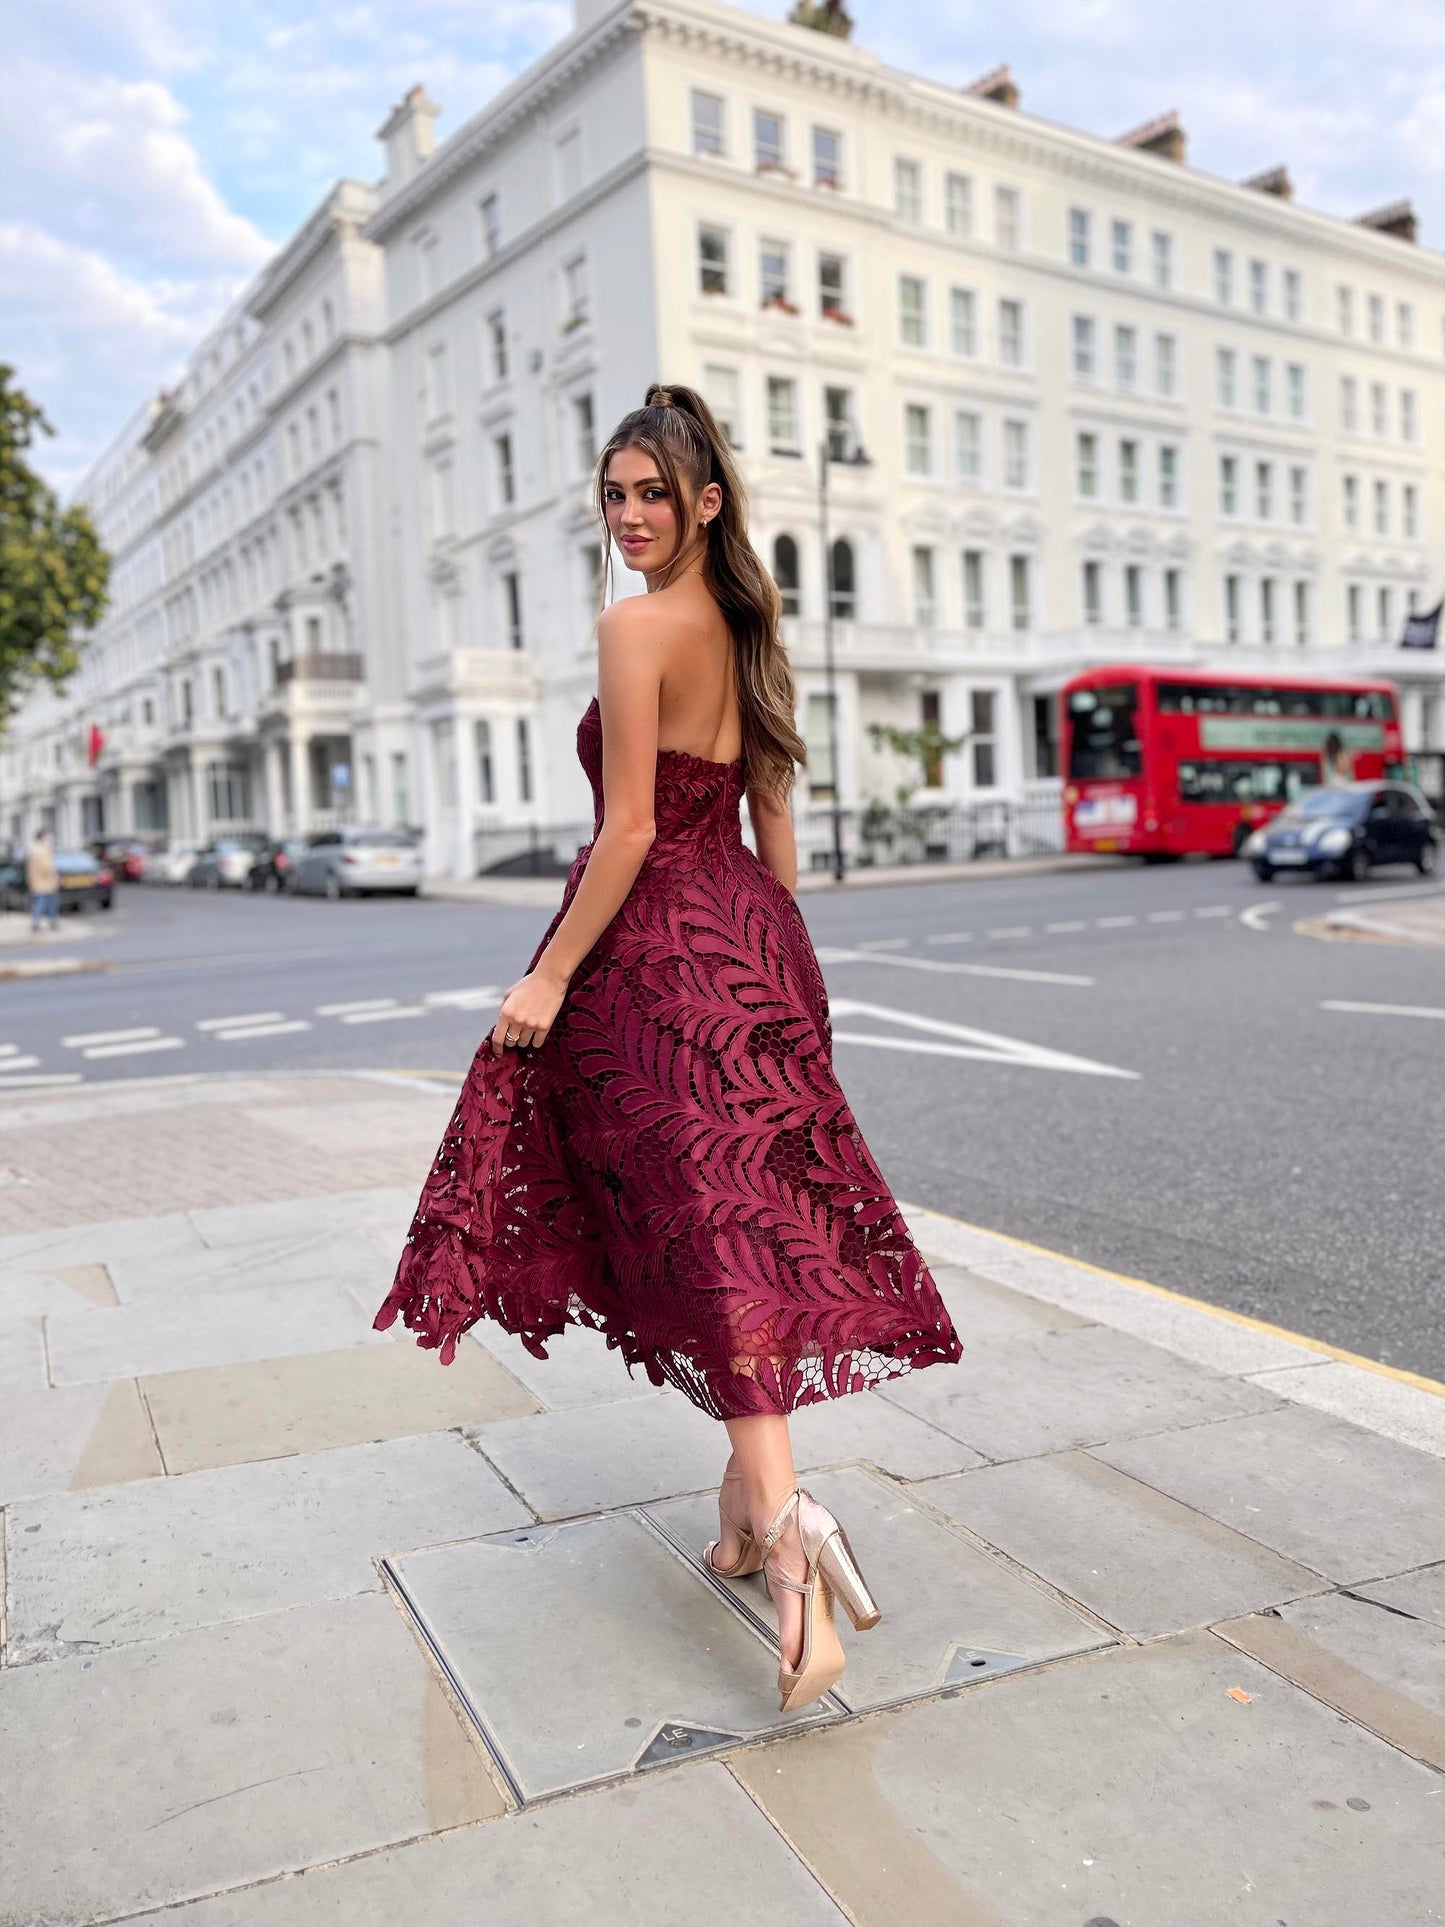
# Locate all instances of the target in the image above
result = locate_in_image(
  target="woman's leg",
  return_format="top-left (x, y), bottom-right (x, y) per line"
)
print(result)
top-left (721, 1413), bottom-right (806, 1669)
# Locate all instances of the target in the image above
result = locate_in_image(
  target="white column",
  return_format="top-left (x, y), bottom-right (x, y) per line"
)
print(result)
top-left (262, 741), bottom-right (284, 833)
top-left (452, 711), bottom-right (475, 879)
top-left (187, 760), bottom-right (205, 840)
top-left (289, 734), bottom-right (309, 836)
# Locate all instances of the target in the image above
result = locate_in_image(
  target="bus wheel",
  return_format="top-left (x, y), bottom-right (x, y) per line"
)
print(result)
top-left (1251, 861), bottom-right (1274, 882)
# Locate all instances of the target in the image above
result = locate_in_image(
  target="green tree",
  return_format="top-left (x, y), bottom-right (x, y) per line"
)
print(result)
top-left (866, 720), bottom-right (971, 804)
top-left (0, 366), bottom-right (110, 732)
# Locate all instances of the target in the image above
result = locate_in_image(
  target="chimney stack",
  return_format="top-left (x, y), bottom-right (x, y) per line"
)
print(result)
top-left (1355, 200), bottom-right (1417, 244)
top-left (1241, 164), bottom-right (1293, 201)
top-left (1116, 111), bottom-right (1186, 164)
top-left (964, 65), bottom-right (1019, 109)
top-left (377, 85), bottom-right (440, 193)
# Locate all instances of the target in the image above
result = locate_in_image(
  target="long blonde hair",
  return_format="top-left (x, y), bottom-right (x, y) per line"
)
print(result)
top-left (595, 382), bottom-right (806, 800)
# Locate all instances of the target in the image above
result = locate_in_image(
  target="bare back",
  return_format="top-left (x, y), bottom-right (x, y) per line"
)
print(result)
top-left (652, 576), bottom-right (743, 765)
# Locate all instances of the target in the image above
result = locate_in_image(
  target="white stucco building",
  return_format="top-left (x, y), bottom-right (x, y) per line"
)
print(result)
top-left (5, 0), bottom-right (1444, 873)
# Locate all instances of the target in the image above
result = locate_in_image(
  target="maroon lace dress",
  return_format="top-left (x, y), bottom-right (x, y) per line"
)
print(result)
top-left (373, 698), bottom-right (962, 1418)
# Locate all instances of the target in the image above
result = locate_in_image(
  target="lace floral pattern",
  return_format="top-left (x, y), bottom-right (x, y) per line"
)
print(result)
top-left (373, 699), bottom-right (963, 1418)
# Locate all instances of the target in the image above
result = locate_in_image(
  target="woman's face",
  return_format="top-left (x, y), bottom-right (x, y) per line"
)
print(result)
top-left (602, 444), bottom-right (683, 574)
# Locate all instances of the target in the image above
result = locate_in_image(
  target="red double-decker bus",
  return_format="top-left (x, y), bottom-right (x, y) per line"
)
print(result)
top-left (1062, 665), bottom-right (1404, 858)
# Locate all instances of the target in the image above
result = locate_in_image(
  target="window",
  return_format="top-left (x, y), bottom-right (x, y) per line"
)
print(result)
top-left (970, 690), bottom-right (997, 786)
top-left (515, 718), bottom-right (533, 803)
top-left (824, 385), bottom-right (855, 460)
top-left (1068, 207), bottom-right (1091, 268)
top-left (955, 409), bottom-right (982, 484)
top-left (766, 375), bottom-right (799, 453)
top-left (698, 225), bottom-right (730, 296)
top-left (912, 545), bottom-right (936, 625)
top-left (1110, 219), bottom-right (1132, 274)
top-left (391, 751), bottom-right (410, 823)
top-left (1155, 333), bottom-right (1177, 397)
top-left (475, 721), bottom-right (495, 805)
top-left (1376, 585), bottom-right (1392, 638)
top-left (1293, 580), bottom-right (1310, 647)
top-left (554, 128), bottom-right (582, 199)
top-left (1400, 389), bottom-right (1418, 441)
top-left (424, 342), bottom-right (450, 421)
top-left (1347, 583), bottom-right (1362, 642)
top-left (1224, 573), bottom-right (1242, 642)
top-left (805, 692), bottom-right (837, 799)
top-left (760, 238), bottom-right (792, 308)
top-left (1286, 363), bottom-right (1306, 421)
top-left (327, 387), bottom-right (342, 445)
top-left (1367, 293), bottom-right (1384, 344)
top-left (692, 90), bottom-right (725, 157)
top-left (572, 392), bottom-right (596, 472)
top-left (950, 287), bottom-right (978, 356)
top-left (1213, 249), bottom-right (1233, 304)
top-left (1216, 348), bottom-right (1237, 409)
top-left (1370, 381), bottom-right (1387, 437)
top-left (1260, 577), bottom-right (1277, 645)
top-left (1255, 459), bottom-right (1273, 521)
top-left (1151, 230), bottom-right (1173, 290)
top-left (1124, 563), bottom-right (1143, 628)
top-left (1252, 355), bottom-right (1271, 415)
top-left (211, 666), bottom-right (226, 716)
top-left (703, 363), bottom-right (741, 446)
top-left (1163, 567), bottom-right (1182, 631)
top-left (493, 433), bottom-right (515, 508)
top-left (1342, 473), bottom-right (1359, 530)
top-left (1403, 483), bottom-right (1419, 540)
top-left (772, 533), bottom-right (800, 615)
top-left (812, 125), bottom-right (842, 188)
top-left (998, 298), bottom-right (1024, 367)
top-left (1002, 418), bottom-right (1029, 490)
top-left (1283, 269), bottom-right (1303, 321)
top-left (994, 185), bottom-right (1021, 249)
top-left (429, 457), bottom-right (455, 537)
top-left (563, 253), bottom-right (589, 325)
top-left (1289, 464), bottom-right (1308, 526)
top-left (894, 157), bottom-right (922, 223)
top-left (1159, 444), bottom-right (1179, 509)
top-left (480, 195), bottom-right (501, 258)
top-left (1072, 314), bottom-right (1096, 379)
top-left (945, 171), bottom-right (973, 235)
top-left (828, 538), bottom-right (855, 618)
top-left (1396, 301), bottom-right (1414, 350)
top-left (1082, 559), bottom-right (1103, 625)
top-left (1115, 324), bottom-right (1137, 391)
top-left (581, 543), bottom-right (604, 625)
top-left (486, 309), bottom-right (508, 382)
top-left (962, 550), bottom-right (985, 629)
top-left (904, 402), bottom-right (933, 476)
top-left (1340, 375), bottom-right (1358, 432)
top-left (818, 251), bottom-right (847, 320)
top-left (898, 275), bottom-right (927, 347)
top-left (503, 571), bottom-right (524, 649)
top-left (1337, 284), bottom-right (1354, 335)
top-left (1249, 259), bottom-right (1268, 314)
top-left (1119, 438), bottom-right (1139, 504)
top-left (1009, 554), bottom-right (1031, 631)
top-left (754, 109), bottom-right (785, 171)
top-left (322, 299), bottom-right (335, 341)
top-left (1076, 431), bottom-right (1099, 499)
top-left (1373, 478), bottom-right (1389, 536)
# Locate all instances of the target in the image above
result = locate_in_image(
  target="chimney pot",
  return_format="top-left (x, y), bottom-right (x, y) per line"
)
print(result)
top-left (1116, 111), bottom-right (1186, 164)
top-left (963, 65), bottom-right (1019, 109)
top-left (376, 84), bottom-right (440, 192)
top-left (1354, 199), bottom-right (1417, 244)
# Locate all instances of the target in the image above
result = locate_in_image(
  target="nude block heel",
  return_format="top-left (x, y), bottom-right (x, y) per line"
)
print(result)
top-left (817, 1524), bottom-right (881, 1631)
top-left (758, 1488), bottom-right (884, 1714)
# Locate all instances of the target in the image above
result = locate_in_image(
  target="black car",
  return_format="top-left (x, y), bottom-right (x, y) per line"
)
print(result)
top-left (1245, 781), bottom-right (1438, 882)
top-left (0, 850), bottom-right (113, 912)
top-left (247, 837), bottom-right (311, 893)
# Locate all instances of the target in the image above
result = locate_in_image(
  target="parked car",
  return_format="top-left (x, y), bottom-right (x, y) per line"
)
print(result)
top-left (188, 833), bottom-right (271, 890)
top-left (143, 840), bottom-right (204, 886)
top-left (290, 827), bottom-right (424, 898)
top-left (247, 837), bottom-right (311, 893)
top-left (1244, 782), bottom-right (1438, 882)
top-left (1, 850), bottom-right (113, 912)
top-left (93, 836), bottom-right (158, 882)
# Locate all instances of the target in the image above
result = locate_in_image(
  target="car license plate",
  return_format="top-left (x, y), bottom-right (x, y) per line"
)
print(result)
top-left (1272, 849), bottom-right (1306, 865)
top-left (374, 854), bottom-right (399, 867)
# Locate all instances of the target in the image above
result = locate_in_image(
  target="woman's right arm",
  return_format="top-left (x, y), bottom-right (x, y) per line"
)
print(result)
top-left (747, 786), bottom-right (798, 896)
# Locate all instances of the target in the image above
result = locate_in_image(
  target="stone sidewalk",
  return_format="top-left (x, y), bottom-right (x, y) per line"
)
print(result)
top-left (2, 1072), bottom-right (1442, 1926)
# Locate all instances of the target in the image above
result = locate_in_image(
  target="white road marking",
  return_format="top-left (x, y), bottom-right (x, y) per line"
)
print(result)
top-left (0, 1072), bottom-right (84, 1089)
top-left (1240, 901), bottom-right (1281, 932)
top-left (924, 933), bottom-right (974, 945)
top-left (1333, 882), bottom-right (1445, 907)
top-left (0, 1044), bottom-right (21, 1055)
top-left (816, 946), bottom-right (1092, 988)
top-left (1147, 910), bottom-right (1185, 923)
top-left (214, 1020), bottom-right (314, 1041)
top-left (341, 1005), bottom-right (426, 1024)
top-left (195, 1012), bottom-right (284, 1031)
top-left (1321, 1000), bottom-right (1445, 1023)
top-left (424, 987), bottom-right (502, 1007)
top-left (987, 926), bottom-right (1031, 939)
top-left (1044, 921), bottom-right (1087, 933)
top-left (1094, 915), bottom-right (1136, 928)
top-left (0, 1055), bottom-right (41, 1071)
top-left (62, 1027), bottom-right (160, 1048)
top-left (1194, 906), bottom-right (1234, 918)
top-left (829, 997), bottom-right (1137, 1079)
top-left (80, 1036), bottom-right (185, 1060)
top-left (316, 999), bottom-right (395, 1016)
top-left (855, 937), bottom-right (909, 951)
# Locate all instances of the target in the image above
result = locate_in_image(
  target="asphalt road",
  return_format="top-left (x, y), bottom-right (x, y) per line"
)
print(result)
top-left (6, 860), bottom-right (1443, 1377)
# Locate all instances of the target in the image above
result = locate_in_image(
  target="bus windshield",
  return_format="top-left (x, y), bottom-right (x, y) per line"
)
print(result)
top-left (1067, 684), bottom-right (1141, 780)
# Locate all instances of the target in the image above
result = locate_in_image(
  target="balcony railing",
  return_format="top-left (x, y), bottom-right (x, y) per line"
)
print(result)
top-left (275, 653), bottom-right (364, 684)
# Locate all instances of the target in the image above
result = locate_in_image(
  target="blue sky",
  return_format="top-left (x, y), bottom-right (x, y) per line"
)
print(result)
top-left (3, 0), bottom-right (1441, 494)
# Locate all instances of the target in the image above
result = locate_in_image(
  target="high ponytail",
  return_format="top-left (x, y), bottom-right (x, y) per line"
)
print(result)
top-left (594, 383), bottom-right (806, 801)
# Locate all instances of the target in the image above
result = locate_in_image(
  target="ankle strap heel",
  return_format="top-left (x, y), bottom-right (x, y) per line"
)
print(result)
top-left (816, 1524), bottom-right (880, 1631)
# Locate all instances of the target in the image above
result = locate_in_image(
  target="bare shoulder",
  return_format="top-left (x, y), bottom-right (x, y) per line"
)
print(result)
top-left (596, 594), bottom-right (671, 648)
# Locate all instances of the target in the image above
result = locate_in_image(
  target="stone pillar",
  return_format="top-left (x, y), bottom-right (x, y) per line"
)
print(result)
top-left (263, 741), bottom-right (284, 835)
top-left (452, 710), bottom-right (475, 878)
top-left (289, 734), bottom-right (309, 836)
top-left (187, 759), bottom-right (206, 841)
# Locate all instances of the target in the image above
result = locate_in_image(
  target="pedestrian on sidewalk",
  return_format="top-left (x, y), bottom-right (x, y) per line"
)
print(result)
top-left (25, 829), bottom-right (60, 934)
top-left (376, 383), bottom-right (963, 1713)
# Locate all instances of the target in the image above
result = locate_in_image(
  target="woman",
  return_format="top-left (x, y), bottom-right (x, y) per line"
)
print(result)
top-left (375, 384), bottom-right (963, 1711)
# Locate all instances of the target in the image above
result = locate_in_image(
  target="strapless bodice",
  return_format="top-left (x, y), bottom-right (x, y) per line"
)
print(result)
top-left (576, 696), bottom-right (745, 849)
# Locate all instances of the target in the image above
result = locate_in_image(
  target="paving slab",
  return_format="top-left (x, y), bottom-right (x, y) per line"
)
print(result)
top-left (103, 1228), bottom-right (369, 1302)
top-left (156, 1760), bottom-right (847, 1927)
top-left (45, 1274), bottom-right (392, 1383)
top-left (0, 1592), bottom-right (505, 1927)
top-left (0, 1206), bottom-right (204, 1272)
top-left (1357, 1561), bottom-right (1445, 1629)
top-left (0, 1378), bottom-right (163, 1504)
top-left (141, 1336), bottom-right (542, 1475)
top-left (0, 1263), bottom-right (117, 1319)
top-left (188, 1183), bottom-right (417, 1248)
top-left (879, 1321), bottom-right (1279, 1461)
top-left (729, 1629), bottom-right (1445, 1927)
top-left (386, 1508), bottom-right (840, 1803)
top-left (0, 1313), bottom-right (47, 1397)
top-left (932, 1262), bottom-right (1094, 1346)
top-left (1096, 1404), bottom-right (1445, 1581)
top-left (1248, 1358), bottom-right (1445, 1457)
top-left (464, 1316), bottom-right (674, 1409)
top-left (918, 1448), bottom-right (1322, 1638)
top-left (1217, 1586), bottom-right (1445, 1769)
top-left (647, 1464), bottom-right (1112, 1714)
top-left (4, 1430), bottom-right (528, 1662)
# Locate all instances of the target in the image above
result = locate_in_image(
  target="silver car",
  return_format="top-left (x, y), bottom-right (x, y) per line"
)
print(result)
top-left (291, 827), bottom-right (424, 898)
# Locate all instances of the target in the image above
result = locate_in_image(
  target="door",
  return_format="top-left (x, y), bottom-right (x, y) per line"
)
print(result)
top-left (1362, 791), bottom-right (1396, 865)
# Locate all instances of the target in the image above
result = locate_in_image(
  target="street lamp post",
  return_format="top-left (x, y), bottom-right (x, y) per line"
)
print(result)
top-left (817, 433), bottom-right (870, 883)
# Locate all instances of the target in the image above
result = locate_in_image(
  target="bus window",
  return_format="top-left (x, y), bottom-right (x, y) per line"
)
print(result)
top-left (1176, 760), bottom-right (1322, 804)
top-left (1068, 684), bottom-right (1141, 779)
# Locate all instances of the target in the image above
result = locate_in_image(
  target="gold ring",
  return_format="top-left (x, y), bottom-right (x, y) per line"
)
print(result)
top-left (505, 1030), bottom-right (520, 1045)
